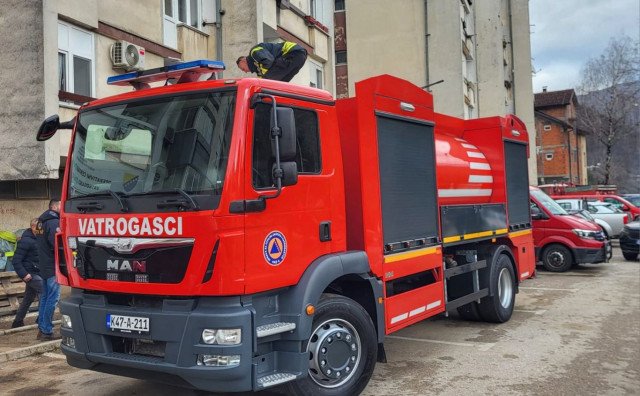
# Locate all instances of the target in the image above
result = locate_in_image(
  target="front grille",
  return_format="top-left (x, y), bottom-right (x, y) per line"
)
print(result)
top-left (625, 227), bottom-right (640, 239)
top-left (76, 240), bottom-right (193, 284)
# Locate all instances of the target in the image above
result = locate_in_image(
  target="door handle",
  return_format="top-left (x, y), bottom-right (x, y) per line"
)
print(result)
top-left (319, 221), bottom-right (332, 242)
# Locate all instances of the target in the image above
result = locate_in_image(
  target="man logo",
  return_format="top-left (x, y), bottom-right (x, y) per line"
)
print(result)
top-left (107, 259), bottom-right (146, 272)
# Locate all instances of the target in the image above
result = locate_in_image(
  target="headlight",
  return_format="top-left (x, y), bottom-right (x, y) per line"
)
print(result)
top-left (62, 314), bottom-right (73, 329)
top-left (201, 328), bottom-right (242, 345)
top-left (573, 229), bottom-right (599, 240)
top-left (67, 237), bottom-right (77, 250)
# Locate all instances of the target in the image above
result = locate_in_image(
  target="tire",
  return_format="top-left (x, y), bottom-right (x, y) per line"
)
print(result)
top-left (622, 251), bottom-right (638, 261)
top-left (541, 243), bottom-right (573, 272)
top-left (457, 301), bottom-right (482, 321)
top-left (286, 294), bottom-right (377, 396)
top-left (477, 254), bottom-right (516, 323)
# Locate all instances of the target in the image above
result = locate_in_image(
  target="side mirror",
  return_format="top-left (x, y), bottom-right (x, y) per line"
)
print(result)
top-left (271, 107), bottom-right (296, 160)
top-left (621, 205), bottom-right (629, 211)
top-left (36, 115), bottom-right (60, 141)
top-left (531, 206), bottom-right (546, 220)
top-left (275, 161), bottom-right (298, 187)
top-left (36, 115), bottom-right (75, 141)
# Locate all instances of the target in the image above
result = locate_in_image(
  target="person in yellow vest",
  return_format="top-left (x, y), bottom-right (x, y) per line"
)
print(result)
top-left (236, 41), bottom-right (307, 82)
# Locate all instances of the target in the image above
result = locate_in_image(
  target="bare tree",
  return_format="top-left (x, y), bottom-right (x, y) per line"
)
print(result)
top-left (577, 36), bottom-right (640, 187)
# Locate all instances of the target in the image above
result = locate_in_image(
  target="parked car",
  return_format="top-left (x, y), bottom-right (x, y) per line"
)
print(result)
top-left (555, 199), bottom-right (629, 238)
top-left (565, 208), bottom-right (614, 239)
top-left (619, 221), bottom-right (640, 261)
top-left (552, 194), bottom-right (640, 221)
top-left (621, 194), bottom-right (640, 208)
top-left (530, 186), bottom-right (610, 272)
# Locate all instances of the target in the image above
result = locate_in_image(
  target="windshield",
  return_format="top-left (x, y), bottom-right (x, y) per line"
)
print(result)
top-left (531, 189), bottom-right (568, 215)
top-left (624, 196), bottom-right (640, 207)
top-left (68, 90), bottom-right (236, 208)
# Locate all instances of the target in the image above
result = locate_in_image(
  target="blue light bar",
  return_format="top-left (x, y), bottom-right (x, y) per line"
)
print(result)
top-left (107, 60), bottom-right (226, 86)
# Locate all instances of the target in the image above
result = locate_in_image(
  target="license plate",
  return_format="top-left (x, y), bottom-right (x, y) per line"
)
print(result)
top-left (107, 314), bottom-right (150, 333)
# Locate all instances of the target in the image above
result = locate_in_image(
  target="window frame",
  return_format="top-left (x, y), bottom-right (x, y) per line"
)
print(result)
top-left (58, 21), bottom-right (95, 99)
top-left (163, 0), bottom-right (204, 48)
top-left (308, 59), bottom-right (324, 89)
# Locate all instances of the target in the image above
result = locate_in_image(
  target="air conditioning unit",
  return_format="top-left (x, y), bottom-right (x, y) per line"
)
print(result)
top-left (110, 40), bottom-right (145, 71)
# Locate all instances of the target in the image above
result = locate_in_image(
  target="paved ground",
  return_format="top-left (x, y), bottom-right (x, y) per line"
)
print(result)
top-left (0, 242), bottom-right (638, 395)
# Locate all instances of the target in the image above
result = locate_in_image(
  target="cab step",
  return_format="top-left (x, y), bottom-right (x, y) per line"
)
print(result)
top-left (256, 322), bottom-right (296, 338)
top-left (257, 372), bottom-right (297, 388)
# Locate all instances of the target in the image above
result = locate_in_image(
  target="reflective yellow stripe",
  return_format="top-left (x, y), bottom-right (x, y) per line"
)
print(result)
top-left (509, 229), bottom-right (532, 238)
top-left (384, 247), bottom-right (439, 263)
top-left (464, 230), bottom-right (494, 240)
top-left (494, 228), bottom-right (508, 235)
top-left (443, 235), bottom-right (461, 243)
top-left (249, 46), bottom-right (268, 76)
top-left (282, 41), bottom-right (297, 55)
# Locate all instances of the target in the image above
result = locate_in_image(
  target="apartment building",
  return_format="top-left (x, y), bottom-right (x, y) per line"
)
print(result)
top-left (334, 0), bottom-right (537, 183)
top-left (534, 88), bottom-right (587, 185)
top-left (0, 0), bottom-right (334, 230)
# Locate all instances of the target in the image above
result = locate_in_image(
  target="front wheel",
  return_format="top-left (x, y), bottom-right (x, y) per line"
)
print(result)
top-left (477, 254), bottom-right (516, 323)
top-left (622, 251), bottom-right (638, 261)
top-left (287, 294), bottom-right (377, 396)
top-left (542, 243), bottom-right (573, 272)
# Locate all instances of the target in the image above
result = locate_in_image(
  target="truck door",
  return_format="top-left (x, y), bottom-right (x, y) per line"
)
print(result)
top-left (243, 98), bottom-right (338, 293)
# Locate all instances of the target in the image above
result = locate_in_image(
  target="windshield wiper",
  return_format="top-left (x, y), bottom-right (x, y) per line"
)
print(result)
top-left (157, 188), bottom-right (200, 211)
top-left (72, 190), bottom-right (129, 212)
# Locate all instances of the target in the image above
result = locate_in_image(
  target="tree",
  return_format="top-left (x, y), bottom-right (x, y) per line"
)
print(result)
top-left (577, 36), bottom-right (640, 189)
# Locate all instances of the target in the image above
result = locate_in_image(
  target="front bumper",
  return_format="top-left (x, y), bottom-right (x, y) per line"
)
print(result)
top-left (59, 289), bottom-right (306, 392)
top-left (572, 240), bottom-right (610, 264)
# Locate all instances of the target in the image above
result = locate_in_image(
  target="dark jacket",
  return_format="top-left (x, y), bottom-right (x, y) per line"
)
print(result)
top-left (35, 209), bottom-right (60, 279)
top-left (247, 41), bottom-right (305, 77)
top-left (12, 228), bottom-right (40, 279)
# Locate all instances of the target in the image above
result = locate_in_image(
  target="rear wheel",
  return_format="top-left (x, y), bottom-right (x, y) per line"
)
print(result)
top-left (542, 243), bottom-right (573, 272)
top-left (478, 254), bottom-right (516, 323)
top-left (287, 294), bottom-right (377, 396)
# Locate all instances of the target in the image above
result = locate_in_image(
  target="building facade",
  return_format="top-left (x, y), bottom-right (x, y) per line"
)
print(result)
top-left (0, 0), bottom-right (334, 230)
top-left (534, 88), bottom-right (587, 185)
top-left (333, 0), bottom-right (537, 183)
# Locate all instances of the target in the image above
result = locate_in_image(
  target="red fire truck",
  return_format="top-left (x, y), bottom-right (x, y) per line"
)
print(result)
top-left (37, 61), bottom-right (535, 395)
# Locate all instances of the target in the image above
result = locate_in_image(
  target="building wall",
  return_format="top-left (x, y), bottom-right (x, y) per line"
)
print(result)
top-left (0, 0), bottom-right (54, 180)
top-left (344, 0), bottom-right (426, 95)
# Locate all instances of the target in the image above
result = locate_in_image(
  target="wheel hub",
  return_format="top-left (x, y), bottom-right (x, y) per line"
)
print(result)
top-left (497, 267), bottom-right (513, 308)
top-left (549, 251), bottom-right (565, 267)
top-left (307, 319), bottom-right (360, 388)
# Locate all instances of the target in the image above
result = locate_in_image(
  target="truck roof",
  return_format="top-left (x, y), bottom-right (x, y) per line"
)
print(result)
top-left (87, 77), bottom-right (335, 109)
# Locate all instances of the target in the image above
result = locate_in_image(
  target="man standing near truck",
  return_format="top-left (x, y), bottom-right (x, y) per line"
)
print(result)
top-left (236, 41), bottom-right (307, 82)
top-left (35, 199), bottom-right (61, 340)
top-left (11, 218), bottom-right (42, 328)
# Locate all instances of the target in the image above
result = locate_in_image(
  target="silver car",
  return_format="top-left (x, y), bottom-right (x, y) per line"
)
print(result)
top-left (555, 199), bottom-right (629, 238)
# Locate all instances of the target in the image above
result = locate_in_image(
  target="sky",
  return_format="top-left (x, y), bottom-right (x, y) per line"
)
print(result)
top-left (529, 0), bottom-right (640, 93)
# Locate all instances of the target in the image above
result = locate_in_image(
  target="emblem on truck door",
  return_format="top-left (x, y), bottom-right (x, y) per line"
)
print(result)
top-left (264, 231), bottom-right (287, 265)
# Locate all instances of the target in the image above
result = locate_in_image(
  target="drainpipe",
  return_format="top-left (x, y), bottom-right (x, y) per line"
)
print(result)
top-left (424, 0), bottom-right (430, 90)
top-left (216, 1), bottom-right (224, 77)
top-left (507, 0), bottom-right (516, 113)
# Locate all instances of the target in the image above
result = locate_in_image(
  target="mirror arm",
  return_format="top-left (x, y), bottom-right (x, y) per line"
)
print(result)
top-left (255, 93), bottom-right (284, 201)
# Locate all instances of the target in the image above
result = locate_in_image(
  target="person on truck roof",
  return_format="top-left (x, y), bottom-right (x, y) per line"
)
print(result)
top-left (236, 41), bottom-right (307, 82)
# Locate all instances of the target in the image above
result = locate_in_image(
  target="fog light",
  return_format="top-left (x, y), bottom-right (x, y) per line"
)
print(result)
top-left (67, 237), bottom-right (77, 250)
top-left (62, 314), bottom-right (73, 329)
top-left (62, 336), bottom-right (76, 348)
top-left (197, 354), bottom-right (240, 367)
top-left (201, 328), bottom-right (241, 345)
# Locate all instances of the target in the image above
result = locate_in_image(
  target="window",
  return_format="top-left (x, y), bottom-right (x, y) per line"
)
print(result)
top-left (164, 0), bottom-right (204, 48)
top-left (309, 60), bottom-right (324, 89)
top-left (252, 103), bottom-right (321, 189)
top-left (545, 153), bottom-right (554, 161)
top-left (543, 124), bottom-right (552, 131)
top-left (335, 0), bottom-right (345, 11)
top-left (58, 21), bottom-right (94, 98)
top-left (336, 50), bottom-right (347, 65)
top-left (310, 0), bottom-right (330, 27)
top-left (603, 197), bottom-right (624, 210)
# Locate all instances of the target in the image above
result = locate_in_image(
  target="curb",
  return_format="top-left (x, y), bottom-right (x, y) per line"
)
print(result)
top-left (0, 340), bottom-right (61, 363)
top-left (0, 320), bottom-right (62, 336)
